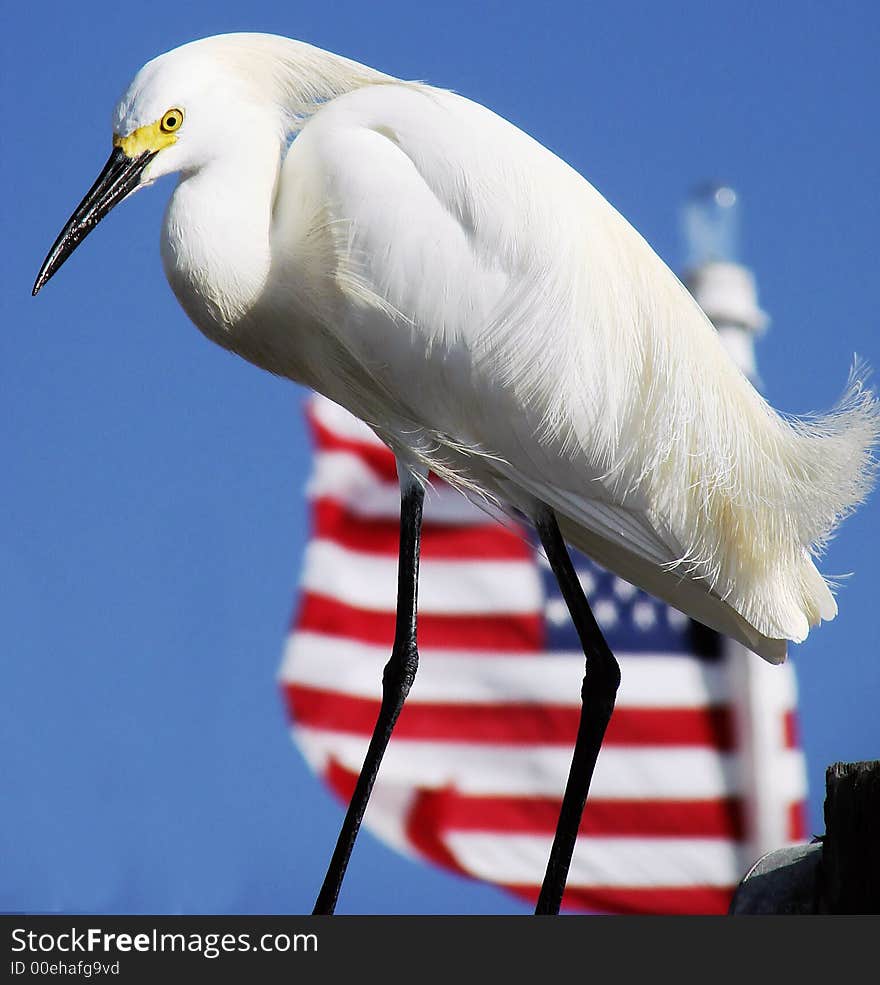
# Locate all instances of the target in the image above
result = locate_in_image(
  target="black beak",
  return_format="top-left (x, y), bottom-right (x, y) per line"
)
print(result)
top-left (32, 147), bottom-right (156, 296)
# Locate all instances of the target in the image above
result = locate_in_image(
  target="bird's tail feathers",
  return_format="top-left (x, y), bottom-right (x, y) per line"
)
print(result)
top-left (780, 360), bottom-right (879, 552)
top-left (504, 362), bottom-right (879, 662)
top-left (736, 362), bottom-right (879, 642)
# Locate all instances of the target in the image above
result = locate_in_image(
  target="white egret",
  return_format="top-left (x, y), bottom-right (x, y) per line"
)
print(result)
top-left (34, 33), bottom-right (878, 915)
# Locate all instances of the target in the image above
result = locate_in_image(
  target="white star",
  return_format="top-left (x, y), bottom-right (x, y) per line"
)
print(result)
top-left (593, 598), bottom-right (618, 628)
top-left (577, 569), bottom-right (596, 597)
top-left (632, 600), bottom-right (656, 630)
top-left (613, 577), bottom-right (637, 601)
top-left (666, 607), bottom-right (689, 629)
top-left (545, 598), bottom-right (569, 626)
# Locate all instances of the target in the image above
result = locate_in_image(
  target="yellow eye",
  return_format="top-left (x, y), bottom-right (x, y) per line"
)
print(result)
top-left (160, 108), bottom-right (184, 133)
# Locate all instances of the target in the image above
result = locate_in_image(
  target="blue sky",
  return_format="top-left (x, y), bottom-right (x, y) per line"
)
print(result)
top-left (2, 1), bottom-right (878, 913)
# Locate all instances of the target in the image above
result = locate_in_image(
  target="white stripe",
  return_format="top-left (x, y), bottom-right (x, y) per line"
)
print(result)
top-left (310, 394), bottom-right (386, 446)
top-left (726, 640), bottom-right (807, 860)
top-left (307, 452), bottom-right (492, 524)
top-left (295, 725), bottom-right (420, 859)
top-left (300, 539), bottom-right (542, 614)
top-left (360, 784), bottom-right (421, 859)
top-left (780, 749), bottom-right (808, 802)
top-left (282, 633), bottom-right (733, 707)
top-left (773, 661), bottom-right (800, 712)
top-left (443, 832), bottom-right (744, 887)
top-left (293, 727), bottom-right (745, 797)
top-left (305, 451), bottom-right (397, 513)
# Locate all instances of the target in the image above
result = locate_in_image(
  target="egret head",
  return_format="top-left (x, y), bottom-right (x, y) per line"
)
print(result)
top-left (32, 38), bottom-right (282, 296)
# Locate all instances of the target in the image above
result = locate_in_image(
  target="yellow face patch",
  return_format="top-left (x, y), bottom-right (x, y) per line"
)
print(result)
top-left (113, 121), bottom-right (177, 157)
top-left (113, 108), bottom-right (183, 157)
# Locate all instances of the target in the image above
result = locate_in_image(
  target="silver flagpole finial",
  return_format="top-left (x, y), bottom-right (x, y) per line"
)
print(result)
top-left (683, 183), bottom-right (768, 384)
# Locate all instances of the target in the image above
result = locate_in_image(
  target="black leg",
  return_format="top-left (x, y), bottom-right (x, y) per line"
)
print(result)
top-left (313, 471), bottom-right (425, 915)
top-left (534, 505), bottom-right (621, 915)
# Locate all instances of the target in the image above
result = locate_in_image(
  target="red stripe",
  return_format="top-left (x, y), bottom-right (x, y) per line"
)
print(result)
top-left (323, 762), bottom-right (738, 914)
top-left (507, 883), bottom-right (734, 915)
top-left (406, 793), bottom-right (473, 879)
top-left (324, 761), bottom-right (477, 880)
top-left (309, 413), bottom-right (399, 481)
top-left (294, 592), bottom-right (543, 650)
top-left (285, 683), bottom-right (735, 748)
top-left (325, 758), bottom-right (359, 803)
top-left (312, 498), bottom-right (530, 560)
top-left (788, 800), bottom-right (809, 841)
top-left (407, 786), bottom-right (744, 839)
top-left (783, 709), bottom-right (800, 750)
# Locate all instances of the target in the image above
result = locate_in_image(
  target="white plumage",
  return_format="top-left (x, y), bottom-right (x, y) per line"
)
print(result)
top-left (42, 34), bottom-right (880, 662)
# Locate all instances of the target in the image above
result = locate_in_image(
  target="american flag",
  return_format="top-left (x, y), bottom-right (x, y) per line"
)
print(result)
top-left (280, 393), bottom-right (809, 914)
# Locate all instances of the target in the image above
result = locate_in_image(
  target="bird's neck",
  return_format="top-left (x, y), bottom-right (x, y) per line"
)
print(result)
top-left (161, 134), bottom-right (281, 346)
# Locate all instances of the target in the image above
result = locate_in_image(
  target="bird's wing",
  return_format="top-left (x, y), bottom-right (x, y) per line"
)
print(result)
top-left (279, 86), bottom-right (688, 551)
top-left (275, 82), bottom-right (845, 660)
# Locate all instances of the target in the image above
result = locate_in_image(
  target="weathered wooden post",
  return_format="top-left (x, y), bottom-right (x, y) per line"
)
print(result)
top-left (822, 760), bottom-right (880, 913)
top-left (730, 760), bottom-right (880, 913)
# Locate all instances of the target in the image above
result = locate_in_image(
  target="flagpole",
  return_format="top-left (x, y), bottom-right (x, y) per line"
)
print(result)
top-left (683, 184), bottom-right (804, 864)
